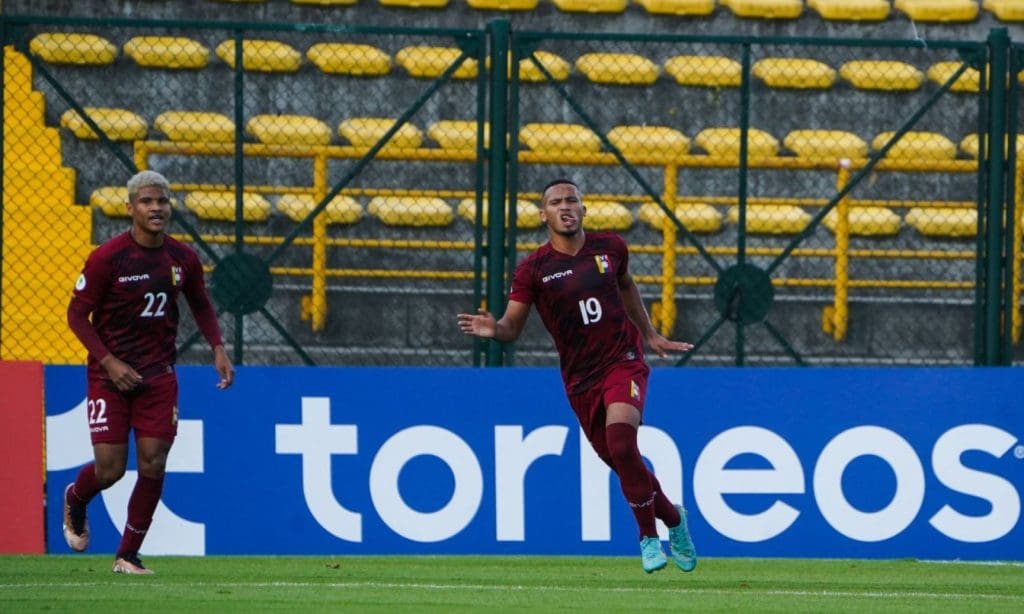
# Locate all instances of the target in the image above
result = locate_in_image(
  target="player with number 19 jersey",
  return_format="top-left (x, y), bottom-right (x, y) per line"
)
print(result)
top-left (509, 231), bottom-right (643, 393)
top-left (69, 232), bottom-right (221, 381)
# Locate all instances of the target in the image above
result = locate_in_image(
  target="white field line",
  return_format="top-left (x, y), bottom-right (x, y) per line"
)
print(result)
top-left (2, 581), bottom-right (1023, 602)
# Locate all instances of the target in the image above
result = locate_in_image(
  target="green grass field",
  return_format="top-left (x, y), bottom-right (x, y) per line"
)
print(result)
top-left (1, 555), bottom-right (1022, 612)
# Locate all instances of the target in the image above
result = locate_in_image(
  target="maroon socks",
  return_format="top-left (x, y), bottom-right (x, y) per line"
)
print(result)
top-left (606, 422), bottom-right (659, 539)
top-left (115, 474), bottom-right (164, 558)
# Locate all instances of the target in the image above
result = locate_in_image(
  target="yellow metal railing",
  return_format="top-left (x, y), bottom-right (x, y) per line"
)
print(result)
top-left (135, 140), bottom-right (1022, 341)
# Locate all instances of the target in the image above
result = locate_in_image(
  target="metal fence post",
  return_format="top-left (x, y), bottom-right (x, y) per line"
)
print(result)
top-left (485, 18), bottom-right (510, 367)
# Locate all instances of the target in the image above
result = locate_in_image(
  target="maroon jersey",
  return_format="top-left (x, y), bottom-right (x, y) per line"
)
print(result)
top-left (69, 232), bottom-right (221, 379)
top-left (510, 232), bottom-right (644, 393)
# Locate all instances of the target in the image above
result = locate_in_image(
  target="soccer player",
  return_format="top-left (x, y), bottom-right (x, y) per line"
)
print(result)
top-left (457, 178), bottom-right (697, 574)
top-left (64, 170), bottom-right (234, 575)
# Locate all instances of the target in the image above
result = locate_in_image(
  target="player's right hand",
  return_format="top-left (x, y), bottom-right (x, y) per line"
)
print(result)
top-left (457, 308), bottom-right (496, 339)
top-left (100, 355), bottom-right (144, 391)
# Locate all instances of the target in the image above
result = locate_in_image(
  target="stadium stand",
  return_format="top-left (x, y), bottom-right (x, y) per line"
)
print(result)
top-left (428, 120), bottom-right (488, 149)
top-left (292, 0), bottom-right (359, 5)
top-left (783, 129), bottom-right (869, 159)
top-left (984, 0), bottom-right (1024, 22)
top-left (378, 0), bottom-right (451, 9)
top-left (904, 207), bottom-right (977, 238)
top-left (607, 125), bottom-right (690, 158)
top-left (926, 61), bottom-right (981, 93)
top-left (518, 51), bottom-right (572, 82)
top-left (959, 133), bottom-right (1024, 158)
top-left (519, 123), bottom-right (601, 152)
top-left (466, 0), bottom-right (541, 10)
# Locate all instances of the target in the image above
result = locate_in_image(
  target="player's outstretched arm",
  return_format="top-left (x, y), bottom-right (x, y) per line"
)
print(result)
top-left (212, 345), bottom-right (234, 390)
top-left (619, 270), bottom-right (693, 358)
top-left (457, 301), bottom-right (530, 343)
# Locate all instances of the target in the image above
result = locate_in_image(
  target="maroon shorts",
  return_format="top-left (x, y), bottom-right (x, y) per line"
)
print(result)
top-left (567, 360), bottom-right (650, 465)
top-left (86, 371), bottom-right (179, 444)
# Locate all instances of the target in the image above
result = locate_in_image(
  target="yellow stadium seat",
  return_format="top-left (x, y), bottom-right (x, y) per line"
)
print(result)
top-left (520, 123), bottom-right (601, 153)
top-left (395, 46), bottom-right (478, 79)
top-left (872, 131), bottom-right (957, 160)
top-left (277, 194), bottom-right (363, 225)
top-left (306, 43), bottom-right (391, 76)
top-left (29, 33), bottom-right (117, 65)
top-left (607, 126), bottom-right (690, 158)
top-left (752, 58), bottom-right (837, 89)
top-left (517, 51), bottom-right (572, 82)
top-left (984, 0), bottom-right (1024, 21)
top-left (123, 36), bottom-right (209, 69)
top-left (427, 120), bottom-right (489, 149)
top-left (185, 191), bottom-right (272, 222)
top-left (724, 0), bottom-right (804, 19)
top-left (246, 114), bottom-right (332, 146)
top-left (367, 196), bottom-right (454, 227)
top-left (823, 206), bottom-right (902, 236)
top-left (456, 198), bottom-right (543, 229)
top-left (291, 0), bottom-right (359, 5)
top-left (894, 0), bottom-right (979, 22)
top-left (90, 187), bottom-right (131, 218)
top-left (695, 127), bottom-right (780, 157)
top-left (575, 53), bottom-right (660, 85)
top-left (927, 61), bottom-right (981, 93)
top-left (783, 129), bottom-right (869, 160)
top-left (90, 187), bottom-right (181, 218)
top-left (584, 200), bottom-right (634, 231)
top-left (727, 205), bottom-right (812, 234)
top-left (635, 0), bottom-right (716, 16)
top-left (638, 202), bottom-right (723, 233)
top-left (154, 110), bottom-right (236, 142)
top-left (838, 60), bottom-right (924, 91)
top-left (338, 117), bottom-right (424, 149)
top-left (466, 0), bottom-right (539, 9)
top-left (60, 107), bottom-right (147, 141)
top-left (552, 0), bottom-right (629, 13)
top-left (215, 39), bottom-right (302, 72)
top-left (664, 55), bottom-right (742, 88)
top-left (958, 133), bottom-right (1024, 159)
top-left (378, 0), bottom-right (450, 6)
top-left (905, 207), bottom-right (976, 238)
top-left (808, 0), bottom-right (891, 21)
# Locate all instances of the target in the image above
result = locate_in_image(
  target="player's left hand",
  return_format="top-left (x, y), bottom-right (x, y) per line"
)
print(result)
top-left (647, 334), bottom-right (693, 358)
top-left (213, 345), bottom-right (235, 389)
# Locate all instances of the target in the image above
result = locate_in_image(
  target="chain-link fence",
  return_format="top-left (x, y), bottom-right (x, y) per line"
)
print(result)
top-left (1, 14), bottom-right (1021, 367)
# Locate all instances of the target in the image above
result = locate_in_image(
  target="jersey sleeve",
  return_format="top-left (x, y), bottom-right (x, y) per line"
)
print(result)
top-left (182, 249), bottom-right (224, 349)
top-left (508, 258), bottom-right (536, 305)
top-left (67, 248), bottom-right (113, 360)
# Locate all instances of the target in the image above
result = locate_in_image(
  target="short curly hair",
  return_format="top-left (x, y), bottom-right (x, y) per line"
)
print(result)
top-left (126, 170), bottom-right (170, 202)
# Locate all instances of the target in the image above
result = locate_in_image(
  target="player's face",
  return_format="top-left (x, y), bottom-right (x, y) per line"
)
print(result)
top-left (540, 183), bottom-right (585, 237)
top-left (128, 185), bottom-right (172, 236)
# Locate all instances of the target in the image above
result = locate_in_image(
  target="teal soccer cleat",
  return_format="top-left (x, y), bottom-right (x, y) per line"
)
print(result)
top-left (640, 536), bottom-right (668, 573)
top-left (668, 505), bottom-right (697, 572)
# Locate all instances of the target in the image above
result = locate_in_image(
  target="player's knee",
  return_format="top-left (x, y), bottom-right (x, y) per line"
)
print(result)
top-left (94, 463), bottom-right (126, 488)
top-left (137, 454), bottom-right (168, 478)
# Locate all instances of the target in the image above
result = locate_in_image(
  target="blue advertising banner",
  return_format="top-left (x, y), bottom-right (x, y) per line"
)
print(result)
top-left (45, 366), bottom-right (1023, 559)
